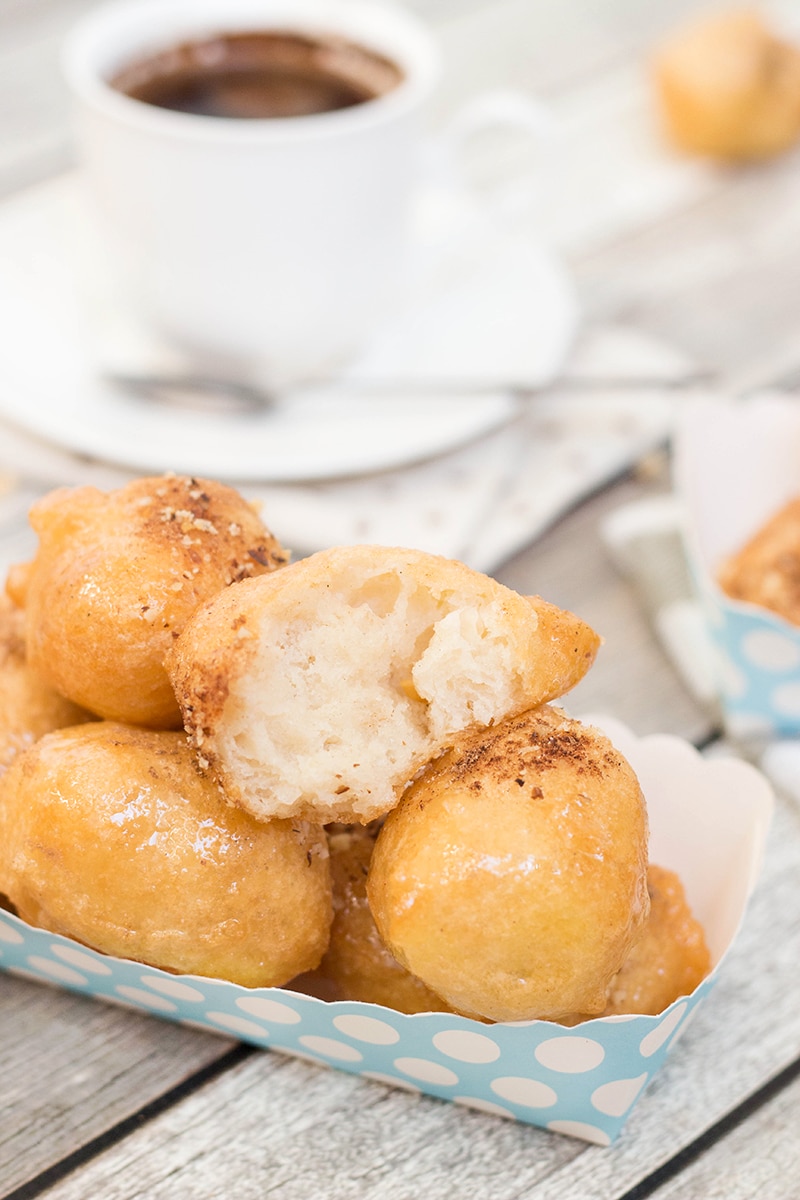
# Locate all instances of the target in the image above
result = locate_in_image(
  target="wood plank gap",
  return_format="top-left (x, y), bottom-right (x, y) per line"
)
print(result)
top-left (0, 1043), bottom-right (255, 1200)
top-left (694, 729), bottom-right (723, 752)
top-left (614, 1053), bottom-right (800, 1200)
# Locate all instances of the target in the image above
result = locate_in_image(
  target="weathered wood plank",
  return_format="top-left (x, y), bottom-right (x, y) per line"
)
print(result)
top-left (648, 1074), bottom-right (800, 1199)
top-left (5, 1053), bottom-right (580, 1200)
top-left (574, 142), bottom-right (800, 388)
top-left (0, 974), bottom-right (236, 1195)
top-left (0, 0), bottom-right (97, 196)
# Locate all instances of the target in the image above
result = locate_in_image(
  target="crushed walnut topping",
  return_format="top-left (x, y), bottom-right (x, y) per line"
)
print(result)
top-left (160, 506), bottom-right (219, 536)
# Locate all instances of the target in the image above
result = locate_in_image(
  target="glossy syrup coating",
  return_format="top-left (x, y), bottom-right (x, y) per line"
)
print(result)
top-left (367, 705), bottom-right (650, 1023)
top-left (166, 544), bottom-right (601, 824)
top-left (314, 824), bottom-right (452, 1013)
top-left (19, 475), bottom-right (288, 728)
top-left (0, 593), bottom-right (93, 775)
top-left (0, 722), bottom-right (331, 986)
top-left (601, 864), bottom-right (711, 1016)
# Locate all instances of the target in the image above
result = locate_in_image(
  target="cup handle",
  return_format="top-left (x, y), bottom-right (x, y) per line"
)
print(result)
top-left (430, 88), bottom-right (556, 221)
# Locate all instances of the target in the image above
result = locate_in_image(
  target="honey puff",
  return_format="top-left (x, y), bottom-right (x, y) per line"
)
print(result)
top-left (15, 475), bottom-right (288, 728)
top-left (0, 722), bottom-right (331, 986)
top-left (367, 706), bottom-right (649, 1023)
top-left (314, 824), bottom-right (452, 1013)
top-left (0, 593), bottom-right (92, 774)
top-left (654, 10), bottom-right (800, 162)
top-left (166, 545), bottom-right (601, 825)
top-left (601, 864), bottom-right (710, 1016)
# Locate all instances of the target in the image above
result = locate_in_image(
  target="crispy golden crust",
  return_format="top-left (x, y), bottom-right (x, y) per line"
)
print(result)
top-left (20, 475), bottom-right (288, 728)
top-left (525, 594), bottom-right (602, 696)
top-left (166, 545), bottom-right (601, 824)
top-left (0, 594), bottom-right (93, 774)
top-left (0, 722), bottom-right (331, 986)
top-left (165, 573), bottom-right (262, 767)
top-left (653, 10), bottom-right (800, 161)
top-left (367, 705), bottom-right (649, 1023)
top-left (314, 825), bottom-right (452, 1013)
top-left (718, 497), bottom-right (800, 625)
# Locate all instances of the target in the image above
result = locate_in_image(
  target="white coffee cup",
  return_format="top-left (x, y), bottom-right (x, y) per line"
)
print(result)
top-left (62, 0), bottom-right (441, 384)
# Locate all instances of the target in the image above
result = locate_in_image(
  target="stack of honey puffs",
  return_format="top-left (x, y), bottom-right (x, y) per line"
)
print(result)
top-left (0, 474), bottom-right (709, 1022)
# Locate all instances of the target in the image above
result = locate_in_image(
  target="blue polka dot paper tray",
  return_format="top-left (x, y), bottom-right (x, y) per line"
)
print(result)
top-left (675, 394), bottom-right (800, 743)
top-left (0, 717), bottom-right (773, 1145)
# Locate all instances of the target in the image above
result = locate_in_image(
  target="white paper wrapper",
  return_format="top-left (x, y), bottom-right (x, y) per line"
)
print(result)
top-left (674, 394), bottom-right (800, 743)
top-left (0, 717), bottom-right (772, 1145)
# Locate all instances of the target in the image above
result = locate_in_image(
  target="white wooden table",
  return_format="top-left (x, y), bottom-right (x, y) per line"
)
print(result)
top-left (1, 1), bottom-right (800, 1197)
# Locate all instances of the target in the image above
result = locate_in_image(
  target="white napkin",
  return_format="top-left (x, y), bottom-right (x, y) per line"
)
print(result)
top-left (600, 492), bottom-right (721, 712)
top-left (599, 491), bottom-right (800, 807)
top-left (0, 323), bottom-right (692, 576)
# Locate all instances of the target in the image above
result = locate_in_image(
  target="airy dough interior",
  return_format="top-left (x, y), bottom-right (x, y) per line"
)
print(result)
top-left (219, 573), bottom-right (528, 821)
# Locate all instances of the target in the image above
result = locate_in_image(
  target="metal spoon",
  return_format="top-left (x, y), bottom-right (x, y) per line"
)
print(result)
top-left (108, 371), bottom-right (277, 414)
top-left (107, 369), bottom-right (716, 416)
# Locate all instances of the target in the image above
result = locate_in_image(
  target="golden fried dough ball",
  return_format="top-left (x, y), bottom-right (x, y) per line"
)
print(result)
top-left (0, 594), bottom-right (92, 775)
top-left (717, 496), bottom-right (800, 624)
top-left (367, 706), bottom-right (649, 1023)
top-left (4, 561), bottom-right (30, 609)
top-left (653, 10), bottom-right (800, 161)
top-left (601, 864), bottom-right (710, 1016)
top-left (0, 722), bottom-right (331, 986)
top-left (18, 475), bottom-right (288, 728)
top-left (167, 545), bottom-right (600, 824)
top-left (315, 825), bottom-right (452, 1013)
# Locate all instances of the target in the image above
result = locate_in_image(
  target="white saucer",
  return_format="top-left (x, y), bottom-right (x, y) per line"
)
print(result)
top-left (0, 174), bottom-right (578, 482)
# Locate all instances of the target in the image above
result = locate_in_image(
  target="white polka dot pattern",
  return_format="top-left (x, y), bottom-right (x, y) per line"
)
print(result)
top-left (205, 1011), bottom-right (272, 1038)
top-left (333, 1015), bottom-right (400, 1045)
top-left (114, 985), bottom-right (178, 1012)
top-left (534, 1036), bottom-right (605, 1073)
top-left (298, 1036), bottom-right (363, 1063)
top-left (236, 996), bottom-right (303, 1024)
top-left (706, 590), bottom-right (800, 737)
top-left (52, 945), bottom-right (114, 975)
top-left (591, 1074), bottom-right (648, 1116)
top-left (140, 975), bottom-right (205, 1002)
top-left (432, 1030), bottom-right (501, 1063)
top-left (741, 630), bottom-right (800, 672)
top-left (393, 1058), bottom-right (460, 1086)
top-left (490, 1077), bottom-right (557, 1108)
top-left (639, 1003), bottom-right (686, 1058)
top-left (772, 682), bottom-right (800, 718)
top-left (27, 956), bottom-right (88, 987)
top-left (0, 905), bottom-right (717, 1145)
top-left (0, 919), bottom-right (24, 945)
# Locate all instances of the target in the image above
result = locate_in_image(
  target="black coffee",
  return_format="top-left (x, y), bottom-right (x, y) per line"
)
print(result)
top-left (110, 30), bottom-right (404, 118)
